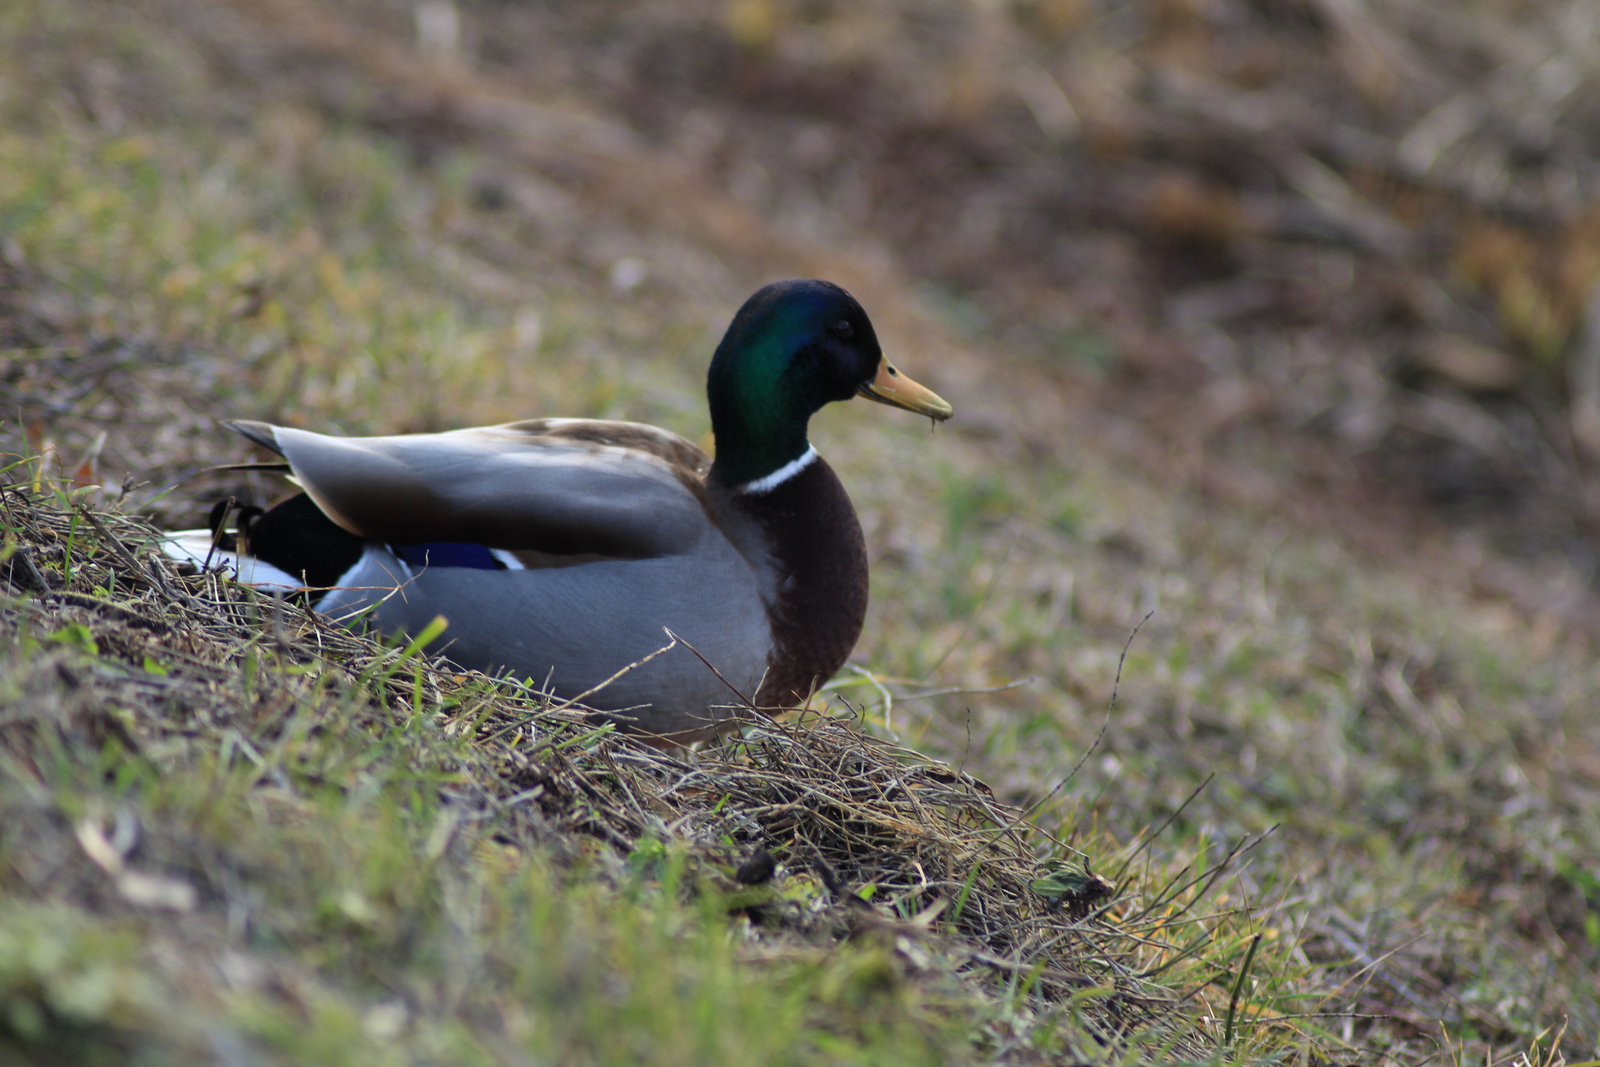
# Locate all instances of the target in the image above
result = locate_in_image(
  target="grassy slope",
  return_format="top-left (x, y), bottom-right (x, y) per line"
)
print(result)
top-left (2, 0), bottom-right (1598, 1063)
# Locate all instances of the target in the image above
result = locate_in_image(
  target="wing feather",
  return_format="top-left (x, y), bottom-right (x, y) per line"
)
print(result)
top-left (230, 419), bottom-right (713, 559)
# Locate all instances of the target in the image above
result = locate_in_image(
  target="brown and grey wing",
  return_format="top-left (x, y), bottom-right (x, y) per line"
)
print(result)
top-left (226, 420), bottom-right (712, 559)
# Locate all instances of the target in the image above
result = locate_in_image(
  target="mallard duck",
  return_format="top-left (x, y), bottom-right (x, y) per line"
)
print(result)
top-left (168, 279), bottom-right (951, 741)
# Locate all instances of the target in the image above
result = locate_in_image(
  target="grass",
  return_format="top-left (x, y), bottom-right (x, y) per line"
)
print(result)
top-left (3, 0), bottom-right (1599, 1063)
top-left (0, 481), bottom-right (1239, 1065)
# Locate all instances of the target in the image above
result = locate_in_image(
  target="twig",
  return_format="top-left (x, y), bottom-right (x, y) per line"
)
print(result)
top-left (74, 503), bottom-right (149, 587)
top-left (1015, 611), bottom-right (1155, 831)
top-left (480, 636), bottom-right (682, 743)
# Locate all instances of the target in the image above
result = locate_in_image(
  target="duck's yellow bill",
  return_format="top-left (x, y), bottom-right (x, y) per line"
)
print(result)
top-left (858, 358), bottom-right (953, 421)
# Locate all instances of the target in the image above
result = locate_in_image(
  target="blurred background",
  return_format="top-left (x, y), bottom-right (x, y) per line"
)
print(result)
top-left (446, 0), bottom-right (1600, 610)
top-left (5, 0), bottom-right (1600, 1060)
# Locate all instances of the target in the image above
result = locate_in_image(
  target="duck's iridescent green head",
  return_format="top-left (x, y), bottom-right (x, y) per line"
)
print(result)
top-left (707, 279), bottom-right (951, 488)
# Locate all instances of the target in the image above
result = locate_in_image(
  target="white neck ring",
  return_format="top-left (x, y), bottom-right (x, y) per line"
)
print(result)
top-left (739, 445), bottom-right (818, 495)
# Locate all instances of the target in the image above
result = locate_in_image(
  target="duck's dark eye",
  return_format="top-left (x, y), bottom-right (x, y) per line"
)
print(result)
top-left (832, 319), bottom-right (854, 339)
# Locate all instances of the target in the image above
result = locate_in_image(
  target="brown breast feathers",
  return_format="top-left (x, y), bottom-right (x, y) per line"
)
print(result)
top-left (737, 456), bottom-right (869, 709)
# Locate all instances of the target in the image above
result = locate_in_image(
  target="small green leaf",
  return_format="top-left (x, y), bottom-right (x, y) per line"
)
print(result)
top-left (399, 614), bottom-right (449, 659)
top-left (627, 835), bottom-right (668, 874)
top-left (4, 995), bottom-right (46, 1042)
top-left (48, 622), bottom-right (98, 655)
top-left (1031, 868), bottom-right (1095, 898)
top-left (1031, 861), bottom-right (1114, 915)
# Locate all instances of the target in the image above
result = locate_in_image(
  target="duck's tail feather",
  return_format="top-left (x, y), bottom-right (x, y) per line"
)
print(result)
top-left (208, 461), bottom-right (293, 474)
top-left (164, 492), bottom-right (367, 603)
top-left (222, 419), bottom-right (284, 456)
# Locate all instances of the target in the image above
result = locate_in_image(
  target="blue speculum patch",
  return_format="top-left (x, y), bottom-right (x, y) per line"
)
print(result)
top-left (391, 543), bottom-right (503, 570)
